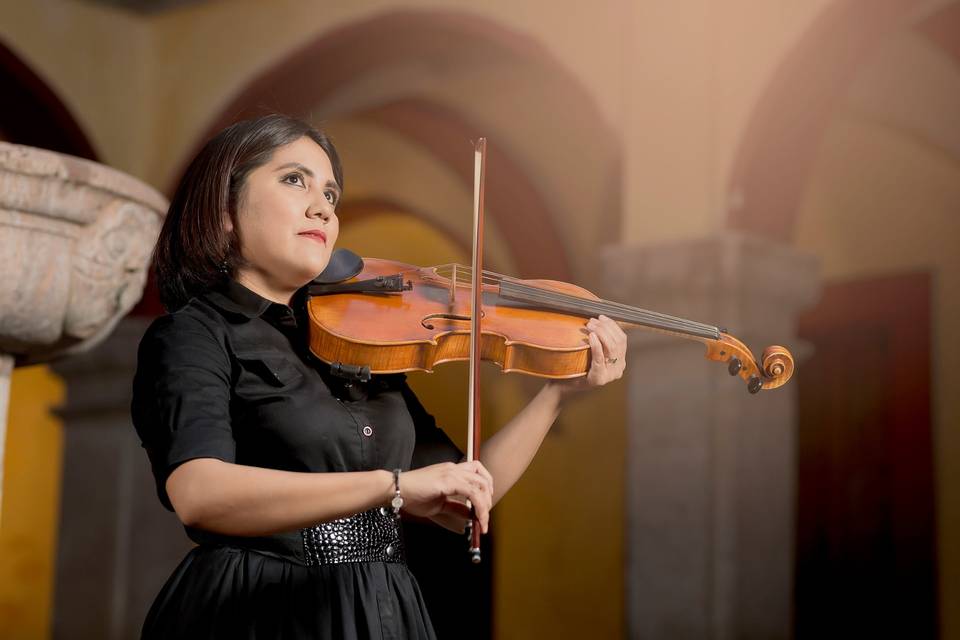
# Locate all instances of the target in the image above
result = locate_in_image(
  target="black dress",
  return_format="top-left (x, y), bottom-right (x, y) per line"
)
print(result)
top-left (130, 279), bottom-right (462, 639)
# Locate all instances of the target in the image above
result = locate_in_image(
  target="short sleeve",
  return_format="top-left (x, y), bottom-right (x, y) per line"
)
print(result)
top-left (399, 381), bottom-right (464, 469)
top-left (131, 313), bottom-right (236, 511)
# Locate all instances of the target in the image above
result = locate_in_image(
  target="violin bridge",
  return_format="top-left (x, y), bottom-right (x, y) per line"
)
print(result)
top-left (450, 264), bottom-right (457, 305)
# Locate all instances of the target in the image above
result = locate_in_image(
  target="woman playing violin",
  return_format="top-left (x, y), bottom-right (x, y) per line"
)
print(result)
top-left (131, 113), bottom-right (627, 639)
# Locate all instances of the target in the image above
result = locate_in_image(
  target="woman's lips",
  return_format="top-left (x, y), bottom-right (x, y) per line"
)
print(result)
top-left (299, 231), bottom-right (327, 244)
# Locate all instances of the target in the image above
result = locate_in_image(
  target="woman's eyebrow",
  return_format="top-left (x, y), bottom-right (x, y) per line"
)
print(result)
top-left (274, 162), bottom-right (339, 195)
top-left (274, 162), bottom-right (315, 178)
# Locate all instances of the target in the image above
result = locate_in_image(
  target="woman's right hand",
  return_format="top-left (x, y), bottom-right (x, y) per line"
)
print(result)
top-left (398, 461), bottom-right (494, 533)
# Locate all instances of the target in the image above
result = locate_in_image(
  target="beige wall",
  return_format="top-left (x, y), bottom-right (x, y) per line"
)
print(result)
top-left (620, 0), bottom-right (835, 243)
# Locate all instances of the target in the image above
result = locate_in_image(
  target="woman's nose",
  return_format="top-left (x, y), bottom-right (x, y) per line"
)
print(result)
top-left (308, 204), bottom-right (332, 222)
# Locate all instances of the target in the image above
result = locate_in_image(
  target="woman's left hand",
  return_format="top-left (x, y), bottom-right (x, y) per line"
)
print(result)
top-left (552, 315), bottom-right (627, 396)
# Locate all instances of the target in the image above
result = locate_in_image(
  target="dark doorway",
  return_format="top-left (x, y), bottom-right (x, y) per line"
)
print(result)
top-left (795, 271), bottom-right (937, 638)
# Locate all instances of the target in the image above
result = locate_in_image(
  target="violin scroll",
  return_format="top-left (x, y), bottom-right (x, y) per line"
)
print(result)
top-left (705, 334), bottom-right (795, 393)
top-left (761, 345), bottom-right (794, 388)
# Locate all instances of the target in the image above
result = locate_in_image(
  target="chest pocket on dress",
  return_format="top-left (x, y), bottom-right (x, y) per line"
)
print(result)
top-left (235, 353), bottom-right (304, 389)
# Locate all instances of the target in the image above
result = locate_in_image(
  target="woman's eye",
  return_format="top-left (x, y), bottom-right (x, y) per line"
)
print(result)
top-left (282, 173), bottom-right (305, 187)
top-left (325, 191), bottom-right (338, 206)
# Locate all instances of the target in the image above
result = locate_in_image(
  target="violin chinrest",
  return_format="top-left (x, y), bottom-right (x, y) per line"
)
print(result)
top-left (313, 248), bottom-right (364, 284)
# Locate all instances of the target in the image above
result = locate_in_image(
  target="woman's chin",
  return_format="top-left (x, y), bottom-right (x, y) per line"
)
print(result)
top-left (294, 260), bottom-right (332, 284)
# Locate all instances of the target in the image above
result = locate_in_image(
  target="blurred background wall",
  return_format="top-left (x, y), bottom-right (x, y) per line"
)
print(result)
top-left (0, 0), bottom-right (957, 637)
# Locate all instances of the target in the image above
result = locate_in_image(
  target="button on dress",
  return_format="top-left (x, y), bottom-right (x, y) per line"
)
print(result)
top-left (130, 279), bottom-right (462, 639)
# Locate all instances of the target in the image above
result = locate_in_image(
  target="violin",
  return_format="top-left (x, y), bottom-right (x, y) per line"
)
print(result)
top-left (305, 139), bottom-right (794, 564)
top-left (304, 254), bottom-right (794, 393)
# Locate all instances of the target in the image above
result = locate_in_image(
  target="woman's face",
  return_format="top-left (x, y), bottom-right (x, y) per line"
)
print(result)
top-left (226, 136), bottom-right (341, 300)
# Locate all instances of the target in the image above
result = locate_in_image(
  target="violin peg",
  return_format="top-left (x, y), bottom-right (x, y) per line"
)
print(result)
top-left (747, 375), bottom-right (763, 394)
top-left (727, 357), bottom-right (742, 376)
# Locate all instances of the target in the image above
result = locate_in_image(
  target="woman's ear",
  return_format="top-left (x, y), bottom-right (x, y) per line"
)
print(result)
top-left (222, 212), bottom-right (234, 234)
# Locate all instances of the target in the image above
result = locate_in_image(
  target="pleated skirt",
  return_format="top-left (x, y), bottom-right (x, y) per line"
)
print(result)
top-left (141, 545), bottom-right (438, 640)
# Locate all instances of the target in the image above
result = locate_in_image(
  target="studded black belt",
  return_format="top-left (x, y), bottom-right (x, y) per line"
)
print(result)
top-left (300, 507), bottom-right (405, 566)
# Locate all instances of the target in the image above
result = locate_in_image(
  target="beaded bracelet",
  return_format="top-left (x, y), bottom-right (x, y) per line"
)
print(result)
top-left (391, 468), bottom-right (404, 519)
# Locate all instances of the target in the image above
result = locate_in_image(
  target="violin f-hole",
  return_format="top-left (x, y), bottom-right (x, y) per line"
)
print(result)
top-left (421, 311), bottom-right (485, 331)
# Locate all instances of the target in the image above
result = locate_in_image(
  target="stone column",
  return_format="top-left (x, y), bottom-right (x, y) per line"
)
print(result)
top-left (50, 318), bottom-right (193, 640)
top-left (603, 232), bottom-right (819, 640)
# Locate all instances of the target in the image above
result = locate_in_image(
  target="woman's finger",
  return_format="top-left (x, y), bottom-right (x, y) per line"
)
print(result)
top-left (453, 477), bottom-right (490, 532)
top-left (599, 315), bottom-right (627, 349)
top-left (459, 467), bottom-right (490, 498)
top-left (451, 474), bottom-right (491, 511)
top-left (439, 499), bottom-right (472, 520)
top-left (459, 464), bottom-right (493, 533)
top-left (454, 461), bottom-right (493, 499)
top-left (594, 316), bottom-right (626, 375)
top-left (592, 317), bottom-right (621, 359)
top-left (471, 460), bottom-right (495, 495)
top-left (587, 330), bottom-right (605, 368)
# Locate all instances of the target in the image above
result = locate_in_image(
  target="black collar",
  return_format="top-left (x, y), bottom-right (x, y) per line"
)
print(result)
top-left (204, 279), bottom-right (278, 319)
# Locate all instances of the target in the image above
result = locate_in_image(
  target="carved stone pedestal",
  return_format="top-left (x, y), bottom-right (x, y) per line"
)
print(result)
top-left (0, 142), bottom-right (165, 525)
top-left (603, 232), bottom-right (819, 640)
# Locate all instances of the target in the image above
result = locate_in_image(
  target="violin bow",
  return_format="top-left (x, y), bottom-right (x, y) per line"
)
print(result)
top-left (466, 138), bottom-right (487, 563)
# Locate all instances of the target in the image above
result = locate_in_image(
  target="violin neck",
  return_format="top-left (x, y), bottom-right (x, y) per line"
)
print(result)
top-left (498, 279), bottom-right (720, 341)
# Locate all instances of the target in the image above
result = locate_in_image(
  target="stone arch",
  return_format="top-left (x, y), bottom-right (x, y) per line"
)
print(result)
top-left (0, 39), bottom-right (97, 159)
top-left (726, 0), bottom-right (921, 241)
top-left (177, 9), bottom-right (623, 283)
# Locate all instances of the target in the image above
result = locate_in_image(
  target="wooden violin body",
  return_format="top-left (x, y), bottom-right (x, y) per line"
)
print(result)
top-left (308, 258), bottom-right (600, 379)
top-left (305, 255), bottom-right (795, 393)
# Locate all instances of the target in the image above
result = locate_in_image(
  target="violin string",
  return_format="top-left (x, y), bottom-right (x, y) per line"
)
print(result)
top-left (426, 264), bottom-right (715, 336)
top-left (423, 263), bottom-right (718, 338)
top-left (436, 264), bottom-right (718, 336)
top-left (419, 265), bottom-right (506, 290)
top-left (518, 282), bottom-right (717, 335)
top-left (500, 280), bottom-right (718, 339)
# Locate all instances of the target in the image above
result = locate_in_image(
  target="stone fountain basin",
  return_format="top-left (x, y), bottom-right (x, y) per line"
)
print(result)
top-left (0, 142), bottom-right (167, 365)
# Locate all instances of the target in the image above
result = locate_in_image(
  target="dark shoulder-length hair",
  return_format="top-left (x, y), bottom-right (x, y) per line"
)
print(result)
top-left (153, 114), bottom-right (343, 312)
